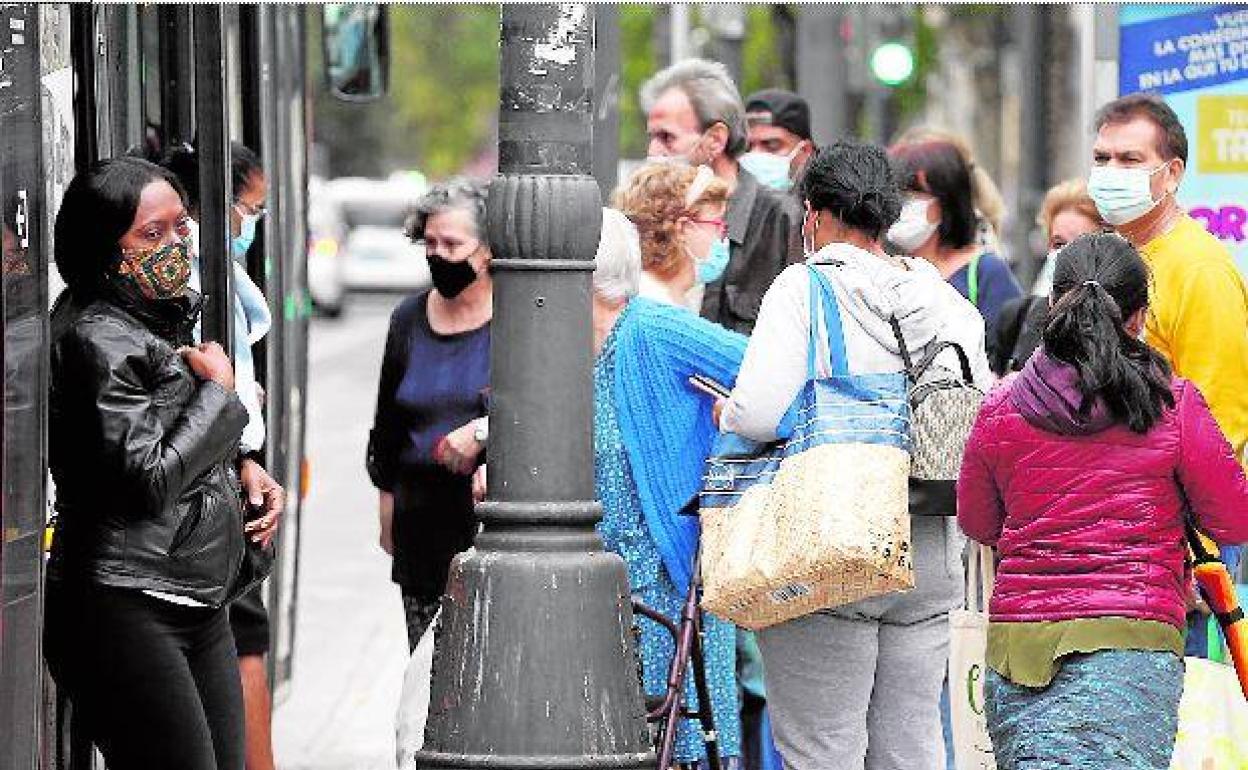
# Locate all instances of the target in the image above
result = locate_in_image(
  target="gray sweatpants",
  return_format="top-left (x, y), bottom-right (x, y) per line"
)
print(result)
top-left (756, 517), bottom-right (964, 770)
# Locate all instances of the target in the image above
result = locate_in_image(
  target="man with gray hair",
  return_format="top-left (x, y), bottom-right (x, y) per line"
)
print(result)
top-left (641, 58), bottom-right (802, 335)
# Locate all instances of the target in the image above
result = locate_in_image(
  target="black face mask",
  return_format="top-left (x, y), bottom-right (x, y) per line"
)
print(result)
top-left (427, 253), bottom-right (479, 298)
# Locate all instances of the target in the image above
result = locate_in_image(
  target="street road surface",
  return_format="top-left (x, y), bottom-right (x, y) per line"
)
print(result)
top-left (274, 295), bottom-right (410, 770)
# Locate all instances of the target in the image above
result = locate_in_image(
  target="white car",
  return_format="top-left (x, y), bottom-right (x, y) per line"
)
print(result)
top-left (307, 176), bottom-right (348, 316)
top-left (339, 225), bottom-right (429, 292)
top-left (307, 174), bottom-right (430, 316)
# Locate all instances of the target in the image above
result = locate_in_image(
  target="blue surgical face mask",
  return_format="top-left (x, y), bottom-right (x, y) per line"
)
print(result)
top-left (232, 213), bottom-right (258, 259)
top-left (697, 236), bottom-right (730, 285)
top-left (740, 149), bottom-right (795, 192)
top-left (1086, 163), bottom-right (1168, 226)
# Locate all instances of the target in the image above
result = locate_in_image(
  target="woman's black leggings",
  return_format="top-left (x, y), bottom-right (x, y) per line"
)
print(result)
top-left (44, 582), bottom-right (244, 770)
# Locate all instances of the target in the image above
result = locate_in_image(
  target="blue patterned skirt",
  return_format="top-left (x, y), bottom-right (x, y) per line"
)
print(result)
top-left (985, 650), bottom-right (1184, 770)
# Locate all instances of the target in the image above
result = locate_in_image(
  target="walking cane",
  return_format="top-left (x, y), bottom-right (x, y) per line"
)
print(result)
top-left (1185, 522), bottom-right (1248, 699)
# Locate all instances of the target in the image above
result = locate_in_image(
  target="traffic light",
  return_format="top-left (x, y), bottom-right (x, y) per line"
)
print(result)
top-left (870, 41), bottom-right (914, 87)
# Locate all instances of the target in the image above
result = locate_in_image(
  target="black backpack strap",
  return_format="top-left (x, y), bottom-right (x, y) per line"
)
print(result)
top-left (889, 315), bottom-right (915, 376)
top-left (915, 340), bottom-right (976, 385)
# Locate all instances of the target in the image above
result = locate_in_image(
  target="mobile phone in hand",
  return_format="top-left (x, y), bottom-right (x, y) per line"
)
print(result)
top-left (688, 374), bottom-right (731, 399)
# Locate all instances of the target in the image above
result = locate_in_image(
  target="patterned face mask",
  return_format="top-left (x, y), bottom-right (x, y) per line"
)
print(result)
top-left (117, 240), bottom-right (192, 300)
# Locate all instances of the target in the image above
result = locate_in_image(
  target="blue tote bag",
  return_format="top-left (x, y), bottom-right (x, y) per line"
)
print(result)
top-left (699, 265), bottom-right (914, 630)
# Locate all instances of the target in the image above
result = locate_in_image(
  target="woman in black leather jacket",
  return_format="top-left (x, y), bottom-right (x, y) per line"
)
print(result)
top-left (44, 157), bottom-right (275, 770)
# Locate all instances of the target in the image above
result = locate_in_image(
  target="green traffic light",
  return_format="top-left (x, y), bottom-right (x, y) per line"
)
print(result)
top-left (870, 41), bottom-right (915, 87)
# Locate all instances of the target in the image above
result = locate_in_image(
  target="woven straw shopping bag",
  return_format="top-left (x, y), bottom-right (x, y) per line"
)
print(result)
top-left (700, 265), bottom-right (914, 630)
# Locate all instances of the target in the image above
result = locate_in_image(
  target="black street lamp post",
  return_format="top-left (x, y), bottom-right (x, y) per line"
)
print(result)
top-left (413, 5), bottom-right (655, 769)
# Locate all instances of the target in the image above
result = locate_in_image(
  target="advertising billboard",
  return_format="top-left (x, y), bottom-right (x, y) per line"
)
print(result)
top-left (1120, 4), bottom-right (1248, 274)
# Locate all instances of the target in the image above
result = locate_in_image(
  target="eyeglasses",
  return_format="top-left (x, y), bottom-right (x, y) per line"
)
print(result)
top-left (234, 200), bottom-right (268, 218)
top-left (689, 217), bottom-right (728, 238)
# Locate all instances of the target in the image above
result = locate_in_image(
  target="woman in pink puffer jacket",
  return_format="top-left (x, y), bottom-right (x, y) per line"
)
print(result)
top-left (957, 232), bottom-right (1248, 770)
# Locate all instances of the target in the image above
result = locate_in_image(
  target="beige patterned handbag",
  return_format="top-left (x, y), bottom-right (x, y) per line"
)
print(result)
top-left (889, 316), bottom-right (985, 517)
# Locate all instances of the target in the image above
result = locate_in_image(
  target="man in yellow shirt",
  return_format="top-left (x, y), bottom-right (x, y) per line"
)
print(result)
top-left (1089, 93), bottom-right (1248, 467)
top-left (1090, 92), bottom-right (1248, 658)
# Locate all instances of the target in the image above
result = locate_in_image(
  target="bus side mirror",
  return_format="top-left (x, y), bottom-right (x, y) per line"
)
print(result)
top-left (322, 3), bottom-right (389, 102)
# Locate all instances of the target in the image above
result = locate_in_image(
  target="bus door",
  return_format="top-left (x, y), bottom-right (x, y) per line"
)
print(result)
top-left (239, 5), bottom-right (311, 696)
top-left (1, 4), bottom-right (70, 768)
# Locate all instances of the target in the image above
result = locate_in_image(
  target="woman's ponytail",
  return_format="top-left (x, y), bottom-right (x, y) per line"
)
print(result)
top-left (1043, 233), bottom-right (1174, 433)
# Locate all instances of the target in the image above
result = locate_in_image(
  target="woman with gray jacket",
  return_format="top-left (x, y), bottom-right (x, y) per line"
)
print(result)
top-left (720, 141), bottom-right (990, 770)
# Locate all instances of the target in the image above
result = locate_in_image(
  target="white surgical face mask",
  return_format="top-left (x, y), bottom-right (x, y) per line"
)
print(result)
top-left (887, 197), bottom-right (938, 253)
top-left (739, 145), bottom-right (800, 192)
top-left (1086, 163), bottom-right (1168, 226)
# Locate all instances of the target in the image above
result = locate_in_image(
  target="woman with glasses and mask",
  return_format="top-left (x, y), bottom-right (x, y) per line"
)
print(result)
top-left (988, 180), bottom-right (1107, 376)
top-left (613, 162), bottom-right (732, 313)
top-left (160, 142), bottom-right (274, 459)
top-left (160, 138), bottom-right (283, 770)
top-left (45, 157), bottom-right (263, 770)
top-left (366, 178), bottom-right (492, 650)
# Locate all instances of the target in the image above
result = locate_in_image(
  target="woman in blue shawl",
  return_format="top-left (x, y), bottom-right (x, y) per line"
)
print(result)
top-left (592, 192), bottom-right (745, 769)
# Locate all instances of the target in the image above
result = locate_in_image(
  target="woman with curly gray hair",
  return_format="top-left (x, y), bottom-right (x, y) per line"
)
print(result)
top-left (366, 177), bottom-right (492, 649)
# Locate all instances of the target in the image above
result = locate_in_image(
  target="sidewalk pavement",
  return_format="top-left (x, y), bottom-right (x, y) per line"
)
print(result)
top-left (273, 298), bottom-right (410, 770)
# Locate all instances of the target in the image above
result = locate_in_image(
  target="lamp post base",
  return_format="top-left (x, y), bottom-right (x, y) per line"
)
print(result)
top-left (413, 516), bottom-right (656, 770)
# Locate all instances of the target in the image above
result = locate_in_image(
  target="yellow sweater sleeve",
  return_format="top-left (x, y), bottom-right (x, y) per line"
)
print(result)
top-left (1156, 258), bottom-right (1248, 466)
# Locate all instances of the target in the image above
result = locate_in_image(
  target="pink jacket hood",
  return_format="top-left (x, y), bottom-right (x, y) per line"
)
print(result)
top-left (1010, 350), bottom-right (1115, 436)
